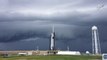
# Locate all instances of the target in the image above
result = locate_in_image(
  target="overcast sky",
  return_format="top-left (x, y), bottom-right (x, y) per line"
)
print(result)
top-left (0, 0), bottom-right (107, 53)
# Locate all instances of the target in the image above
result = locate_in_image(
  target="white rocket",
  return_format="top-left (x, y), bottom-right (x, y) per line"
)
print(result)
top-left (50, 26), bottom-right (55, 50)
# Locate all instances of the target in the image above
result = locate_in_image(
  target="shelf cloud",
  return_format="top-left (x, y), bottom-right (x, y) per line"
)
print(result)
top-left (0, 0), bottom-right (107, 53)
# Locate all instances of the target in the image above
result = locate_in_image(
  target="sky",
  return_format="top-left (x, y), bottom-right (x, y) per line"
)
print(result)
top-left (0, 0), bottom-right (107, 53)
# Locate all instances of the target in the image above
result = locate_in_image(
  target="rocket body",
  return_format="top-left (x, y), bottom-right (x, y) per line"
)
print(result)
top-left (50, 26), bottom-right (55, 50)
top-left (50, 32), bottom-right (55, 50)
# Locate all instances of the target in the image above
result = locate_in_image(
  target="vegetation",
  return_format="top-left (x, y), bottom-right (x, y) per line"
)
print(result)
top-left (0, 55), bottom-right (102, 60)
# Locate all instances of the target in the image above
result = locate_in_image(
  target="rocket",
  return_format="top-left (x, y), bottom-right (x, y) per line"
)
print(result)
top-left (50, 26), bottom-right (55, 50)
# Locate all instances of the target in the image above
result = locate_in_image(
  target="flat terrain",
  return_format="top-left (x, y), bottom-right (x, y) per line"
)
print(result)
top-left (0, 55), bottom-right (102, 60)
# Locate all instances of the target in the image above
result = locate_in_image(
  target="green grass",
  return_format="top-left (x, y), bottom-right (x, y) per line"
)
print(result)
top-left (0, 55), bottom-right (102, 60)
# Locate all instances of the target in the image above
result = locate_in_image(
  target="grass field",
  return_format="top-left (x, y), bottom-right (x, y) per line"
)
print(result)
top-left (0, 55), bottom-right (102, 60)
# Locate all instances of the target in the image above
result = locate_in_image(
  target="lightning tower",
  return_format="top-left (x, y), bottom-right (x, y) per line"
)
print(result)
top-left (92, 26), bottom-right (101, 55)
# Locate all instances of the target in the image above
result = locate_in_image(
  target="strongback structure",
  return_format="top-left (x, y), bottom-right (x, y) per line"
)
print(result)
top-left (92, 26), bottom-right (101, 55)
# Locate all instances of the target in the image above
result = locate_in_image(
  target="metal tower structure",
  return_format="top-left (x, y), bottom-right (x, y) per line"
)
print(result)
top-left (50, 26), bottom-right (55, 50)
top-left (92, 26), bottom-right (101, 55)
top-left (67, 46), bottom-right (70, 51)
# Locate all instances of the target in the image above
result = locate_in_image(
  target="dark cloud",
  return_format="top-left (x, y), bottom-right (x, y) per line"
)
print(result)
top-left (0, 0), bottom-right (107, 53)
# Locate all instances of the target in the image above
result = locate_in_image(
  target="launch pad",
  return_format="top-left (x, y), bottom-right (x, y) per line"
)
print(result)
top-left (47, 50), bottom-right (58, 55)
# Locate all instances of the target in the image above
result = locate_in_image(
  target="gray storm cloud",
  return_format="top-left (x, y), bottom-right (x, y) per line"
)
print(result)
top-left (0, 0), bottom-right (107, 53)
